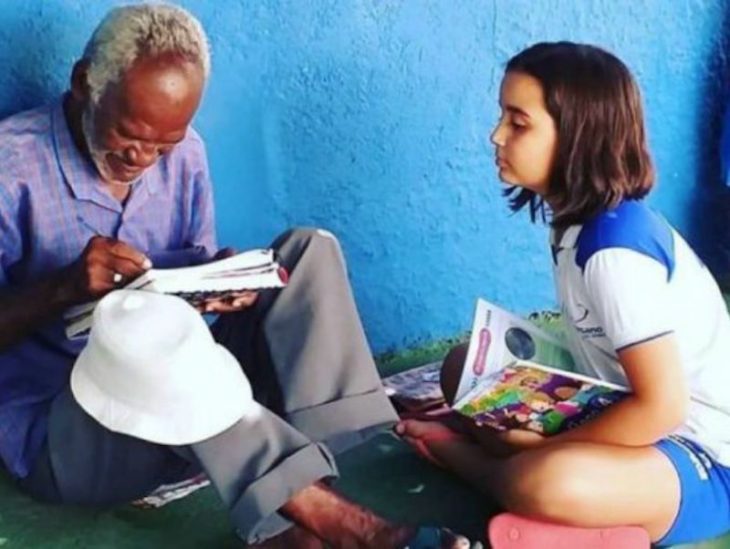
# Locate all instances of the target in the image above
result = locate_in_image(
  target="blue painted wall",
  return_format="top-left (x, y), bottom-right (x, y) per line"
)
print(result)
top-left (1, 1), bottom-right (728, 353)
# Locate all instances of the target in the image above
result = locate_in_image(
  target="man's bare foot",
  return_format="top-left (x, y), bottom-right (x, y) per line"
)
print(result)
top-left (247, 524), bottom-right (323, 549)
top-left (281, 482), bottom-right (478, 547)
top-left (279, 482), bottom-right (478, 547)
top-left (282, 482), bottom-right (407, 547)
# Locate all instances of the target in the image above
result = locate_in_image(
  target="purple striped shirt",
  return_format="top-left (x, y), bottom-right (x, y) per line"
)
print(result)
top-left (0, 95), bottom-right (217, 477)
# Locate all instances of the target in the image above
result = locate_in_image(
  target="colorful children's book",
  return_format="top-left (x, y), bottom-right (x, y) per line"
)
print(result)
top-left (453, 360), bottom-right (627, 435)
top-left (452, 299), bottom-right (628, 435)
top-left (382, 299), bottom-right (579, 415)
top-left (454, 298), bottom-right (576, 403)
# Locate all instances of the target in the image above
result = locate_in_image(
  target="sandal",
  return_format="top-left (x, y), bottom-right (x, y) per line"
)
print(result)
top-left (487, 513), bottom-right (650, 549)
top-left (404, 526), bottom-right (482, 548)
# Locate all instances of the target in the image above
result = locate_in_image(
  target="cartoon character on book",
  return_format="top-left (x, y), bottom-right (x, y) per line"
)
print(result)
top-left (518, 374), bottom-right (543, 391)
top-left (529, 382), bottom-right (616, 435)
top-left (504, 392), bottom-right (556, 433)
top-left (563, 390), bottom-right (626, 431)
top-left (467, 369), bottom-right (549, 415)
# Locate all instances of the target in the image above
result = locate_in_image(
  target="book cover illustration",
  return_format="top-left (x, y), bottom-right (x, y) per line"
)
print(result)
top-left (454, 361), bottom-right (627, 436)
top-left (455, 298), bottom-right (576, 403)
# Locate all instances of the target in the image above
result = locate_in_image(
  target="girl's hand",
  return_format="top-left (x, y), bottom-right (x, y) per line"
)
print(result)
top-left (463, 417), bottom-right (546, 457)
top-left (497, 429), bottom-right (546, 453)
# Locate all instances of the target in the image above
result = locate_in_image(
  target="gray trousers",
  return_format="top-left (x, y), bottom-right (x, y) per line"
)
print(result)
top-left (17, 228), bottom-right (398, 544)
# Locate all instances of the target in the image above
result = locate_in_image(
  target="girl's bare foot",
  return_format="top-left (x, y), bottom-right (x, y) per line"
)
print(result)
top-left (396, 418), bottom-right (461, 442)
top-left (395, 419), bottom-right (470, 466)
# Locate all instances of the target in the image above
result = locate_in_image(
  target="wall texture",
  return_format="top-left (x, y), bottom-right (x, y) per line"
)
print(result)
top-left (0, 0), bottom-right (728, 353)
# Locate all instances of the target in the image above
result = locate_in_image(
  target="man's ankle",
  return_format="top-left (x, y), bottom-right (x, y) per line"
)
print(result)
top-left (281, 483), bottom-right (409, 547)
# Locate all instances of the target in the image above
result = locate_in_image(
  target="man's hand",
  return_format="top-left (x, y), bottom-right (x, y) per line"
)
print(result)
top-left (195, 247), bottom-right (259, 314)
top-left (62, 236), bottom-right (151, 302)
top-left (196, 290), bottom-right (259, 313)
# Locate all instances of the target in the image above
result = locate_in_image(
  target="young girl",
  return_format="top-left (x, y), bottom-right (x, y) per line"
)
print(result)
top-left (397, 42), bottom-right (730, 547)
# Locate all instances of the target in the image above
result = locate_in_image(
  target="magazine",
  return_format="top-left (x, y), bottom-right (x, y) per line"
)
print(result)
top-left (453, 298), bottom-right (576, 403)
top-left (382, 362), bottom-right (446, 412)
top-left (131, 473), bottom-right (210, 509)
top-left (64, 248), bottom-right (287, 338)
top-left (452, 360), bottom-right (628, 435)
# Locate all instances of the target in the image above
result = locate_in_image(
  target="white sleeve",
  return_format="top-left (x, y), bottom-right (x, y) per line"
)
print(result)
top-left (583, 248), bottom-right (675, 350)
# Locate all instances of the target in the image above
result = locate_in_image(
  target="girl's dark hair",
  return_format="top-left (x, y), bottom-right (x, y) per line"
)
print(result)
top-left (503, 42), bottom-right (654, 227)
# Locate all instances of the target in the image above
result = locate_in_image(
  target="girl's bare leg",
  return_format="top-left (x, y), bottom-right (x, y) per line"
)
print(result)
top-left (395, 344), bottom-right (682, 541)
top-left (397, 419), bottom-right (680, 543)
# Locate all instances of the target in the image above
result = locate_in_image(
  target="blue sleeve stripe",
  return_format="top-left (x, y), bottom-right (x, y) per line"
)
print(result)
top-left (575, 200), bottom-right (675, 280)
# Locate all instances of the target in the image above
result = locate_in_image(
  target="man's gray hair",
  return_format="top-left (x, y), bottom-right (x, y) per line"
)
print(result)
top-left (82, 3), bottom-right (210, 105)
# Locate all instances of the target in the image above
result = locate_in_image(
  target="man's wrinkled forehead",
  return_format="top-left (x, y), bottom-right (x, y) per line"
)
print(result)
top-left (96, 56), bottom-right (204, 129)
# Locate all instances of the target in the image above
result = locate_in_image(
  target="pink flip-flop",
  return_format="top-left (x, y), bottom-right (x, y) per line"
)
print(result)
top-left (488, 513), bottom-right (650, 549)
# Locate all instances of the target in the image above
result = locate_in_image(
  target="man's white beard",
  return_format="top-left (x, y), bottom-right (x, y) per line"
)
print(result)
top-left (81, 108), bottom-right (137, 187)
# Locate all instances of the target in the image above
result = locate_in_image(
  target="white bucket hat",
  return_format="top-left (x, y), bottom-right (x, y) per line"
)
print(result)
top-left (71, 290), bottom-right (256, 445)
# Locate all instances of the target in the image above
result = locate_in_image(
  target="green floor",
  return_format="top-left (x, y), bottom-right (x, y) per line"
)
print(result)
top-left (2, 431), bottom-right (730, 548)
top-left (0, 432), bottom-right (493, 548)
top-left (2, 318), bottom-right (730, 547)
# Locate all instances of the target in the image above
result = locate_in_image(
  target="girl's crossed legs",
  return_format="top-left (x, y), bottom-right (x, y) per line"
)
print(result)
top-left (397, 344), bottom-right (730, 546)
top-left (398, 420), bottom-right (679, 541)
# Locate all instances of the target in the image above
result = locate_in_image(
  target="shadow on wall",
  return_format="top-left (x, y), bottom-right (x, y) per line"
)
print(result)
top-left (691, 5), bottom-right (730, 277)
top-left (0, 2), bottom-right (83, 120)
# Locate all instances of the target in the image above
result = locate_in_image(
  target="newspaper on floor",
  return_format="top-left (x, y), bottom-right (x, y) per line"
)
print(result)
top-left (131, 473), bottom-right (211, 509)
top-left (382, 361), bottom-right (446, 412)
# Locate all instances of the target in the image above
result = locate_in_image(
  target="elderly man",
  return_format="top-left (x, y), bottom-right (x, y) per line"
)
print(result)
top-left (0, 4), bottom-right (474, 549)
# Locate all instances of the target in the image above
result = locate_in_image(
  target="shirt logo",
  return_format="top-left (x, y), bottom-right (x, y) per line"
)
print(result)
top-left (565, 302), bottom-right (605, 338)
top-left (573, 303), bottom-right (589, 323)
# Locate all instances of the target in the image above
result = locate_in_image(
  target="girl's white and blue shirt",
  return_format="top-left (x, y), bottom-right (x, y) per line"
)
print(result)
top-left (551, 200), bottom-right (730, 466)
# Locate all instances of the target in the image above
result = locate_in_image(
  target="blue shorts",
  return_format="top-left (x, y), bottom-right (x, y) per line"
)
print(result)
top-left (655, 436), bottom-right (730, 546)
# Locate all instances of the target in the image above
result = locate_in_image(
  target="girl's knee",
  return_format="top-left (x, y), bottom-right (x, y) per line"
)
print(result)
top-left (440, 343), bottom-right (469, 404)
top-left (501, 447), bottom-right (594, 520)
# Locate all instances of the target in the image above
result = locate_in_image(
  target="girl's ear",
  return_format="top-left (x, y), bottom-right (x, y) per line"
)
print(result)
top-left (70, 60), bottom-right (91, 103)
